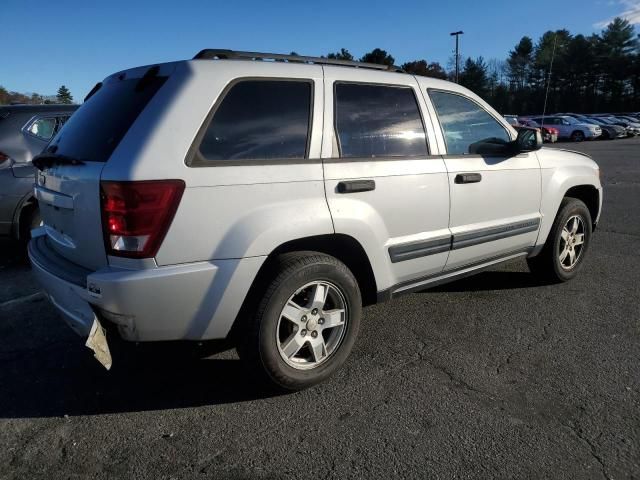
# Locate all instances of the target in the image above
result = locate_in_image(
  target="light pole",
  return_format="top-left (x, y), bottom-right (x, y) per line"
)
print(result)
top-left (450, 30), bottom-right (464, 83)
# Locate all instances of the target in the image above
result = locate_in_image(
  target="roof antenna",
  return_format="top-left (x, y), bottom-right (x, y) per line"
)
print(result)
top-left (541, 33), bottom-right (558, 127)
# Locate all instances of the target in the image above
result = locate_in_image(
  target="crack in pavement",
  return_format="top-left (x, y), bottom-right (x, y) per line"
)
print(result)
top-left (496, 320), bottom-right (553, 375)
top-left (561, 422), bottom-right (611, 480)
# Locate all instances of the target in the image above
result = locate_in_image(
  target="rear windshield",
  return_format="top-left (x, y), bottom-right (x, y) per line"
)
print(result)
top-left (47, 75), bottom-right (166, 162)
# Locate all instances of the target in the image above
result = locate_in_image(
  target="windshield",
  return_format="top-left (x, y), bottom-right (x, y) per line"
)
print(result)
top-left (46, 75), bottom-right (166, 162)
top-left (563, 117), bottom-right (579, 125)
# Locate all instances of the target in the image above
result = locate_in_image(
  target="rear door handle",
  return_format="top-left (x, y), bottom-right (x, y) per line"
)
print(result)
top-left (455, 173), bottom-right (482, 184)
top-left (337, 180), bottom-right (376, 194)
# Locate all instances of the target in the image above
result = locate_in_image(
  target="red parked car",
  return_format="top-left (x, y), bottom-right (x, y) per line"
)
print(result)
top-left (518, 118), bottom-right (558, 143)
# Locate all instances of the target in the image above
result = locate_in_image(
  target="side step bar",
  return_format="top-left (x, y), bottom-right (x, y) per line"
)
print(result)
top-left (377, 249), bottom-right (531, 302)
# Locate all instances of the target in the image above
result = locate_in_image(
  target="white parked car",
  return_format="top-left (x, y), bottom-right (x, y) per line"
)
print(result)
top-left (528, 115), bottom-right (601, 142)
top-left (29, 50), bottom-right (603, 390)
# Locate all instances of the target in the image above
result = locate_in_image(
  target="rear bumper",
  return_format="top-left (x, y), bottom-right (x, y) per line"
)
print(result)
top-left (29, 238), bottom-right (97, 337)
top-left (28, 233), bottom-right (265, 342)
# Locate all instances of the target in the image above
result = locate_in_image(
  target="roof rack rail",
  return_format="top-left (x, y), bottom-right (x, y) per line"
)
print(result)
top-left (193, 49), bottom-right (404, 73)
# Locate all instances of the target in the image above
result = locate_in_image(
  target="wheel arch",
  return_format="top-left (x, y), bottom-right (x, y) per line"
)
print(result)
top-left (227, 233), bottom-right (377, 345)
top-left (564, 184), bottom-right (600, 229)
top-left (535, 163), bottom-right (602, 255)
top-left (12, 193), bottom-right (37, 240)
top-left (266, 233), bottom-right (378, 307)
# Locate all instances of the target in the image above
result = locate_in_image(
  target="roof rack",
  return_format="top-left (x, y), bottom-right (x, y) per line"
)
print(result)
top-left (193, 49), bottom-right (404, 73)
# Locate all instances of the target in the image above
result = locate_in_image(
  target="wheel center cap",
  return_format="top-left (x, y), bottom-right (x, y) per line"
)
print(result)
top-left (307, 318), bottom-right (318, 330)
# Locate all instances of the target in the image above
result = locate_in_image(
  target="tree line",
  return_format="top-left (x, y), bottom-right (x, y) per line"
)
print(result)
top-left (323, 17), bottom-right (638, 114)
top-left (0, 85), bottom-right (73, 105)
top-left (4, 17), bottom-right (637, 114)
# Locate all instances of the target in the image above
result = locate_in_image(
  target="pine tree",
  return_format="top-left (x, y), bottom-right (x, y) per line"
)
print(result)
top-left (56, 85), bottom-right (73, 104)
top-left (460, 57), bottom-right (489, 98)
top-left (327, 48), bottom-right (354, 61)
top-left (360, 48), bottom-right (395, 66)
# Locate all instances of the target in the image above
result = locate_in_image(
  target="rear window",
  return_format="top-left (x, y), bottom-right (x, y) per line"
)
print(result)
top-left (47, 75), bottom-right (166, 162)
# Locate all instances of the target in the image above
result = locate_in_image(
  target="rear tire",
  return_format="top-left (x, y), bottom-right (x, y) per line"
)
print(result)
top-left (236, 252), bottom-right (362, 391)
top-left (527, 198), bottom-right (592, 283)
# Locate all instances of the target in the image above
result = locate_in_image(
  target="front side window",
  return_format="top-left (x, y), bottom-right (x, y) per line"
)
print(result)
top-left (430, 90), bottom-right (511, 155)
top-left (199, 80), bottom-right (312, 162)
top-left (26, 117), bottom-right (57, 140)
top-left (334, 83), bottom-right (427, 158)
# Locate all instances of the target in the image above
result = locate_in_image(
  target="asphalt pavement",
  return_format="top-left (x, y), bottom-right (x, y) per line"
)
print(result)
top-left (1, 138), bottom-right (639, 479)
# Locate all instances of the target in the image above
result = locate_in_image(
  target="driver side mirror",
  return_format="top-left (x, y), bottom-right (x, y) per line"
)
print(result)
top-left (513, 127), bottom-right (543, 153)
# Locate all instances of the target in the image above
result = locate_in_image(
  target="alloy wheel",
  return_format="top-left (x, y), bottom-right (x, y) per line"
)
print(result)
top-left (558, 215), bottom-right (586, 270)
top-left (276, 281), bottom-right (348, 370)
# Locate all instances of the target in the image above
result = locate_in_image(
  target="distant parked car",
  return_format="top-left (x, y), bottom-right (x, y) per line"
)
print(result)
top-left (616, 116), bottom-right (640, 129)
top-left (0, 104), bottom-right (77, 239)
top-left (593, 116), bottom-right (640, 136)
top-left (561, 114), bottom-right (626, 140)
top-left (519, 118), bottom-right (558, 143)
top-left (528, 115), bottom-right (601, 142)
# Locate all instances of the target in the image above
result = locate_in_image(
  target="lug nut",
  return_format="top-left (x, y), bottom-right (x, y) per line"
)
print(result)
top-left (318, 318), bottom-right (325, 325)
top-left (311, 308), bottom-right (318, 315)
top-left (301, 315), bottom-right (307, 322)
top-left (311, 331), bottom-right (318, 338)
top-left (301, 329), bottom-right (307, 336)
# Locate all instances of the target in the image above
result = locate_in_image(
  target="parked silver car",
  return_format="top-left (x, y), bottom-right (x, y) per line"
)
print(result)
top-left (0, 104), bottom-right (77, 239)
top-left (28, 50), bottom-right (602, 390)
top-left (528, 115), bottom-right (601, 141)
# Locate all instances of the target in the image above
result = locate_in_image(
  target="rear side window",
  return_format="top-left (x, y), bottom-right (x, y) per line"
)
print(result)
top-left (197, 80), bottom-right (312, 162)
top-left (334, 83), bottom-right (427, 158)
top-left (26, 117), bottom-right (57, 140)
top-left (47, 75), bottom-right (166, 162)
top-left (429, 90), bottom-right (510, 155)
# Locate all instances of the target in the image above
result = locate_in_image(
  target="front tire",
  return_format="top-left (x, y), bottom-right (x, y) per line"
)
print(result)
top-left (527, 198), bottom-right (592, 282)
top-left (571, 130), bottom-right (585, 142)
top-left (236, 252), bottom-right (362, 391)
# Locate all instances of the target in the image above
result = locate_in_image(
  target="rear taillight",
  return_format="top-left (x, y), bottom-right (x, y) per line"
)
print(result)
top-left (0, 151), bottom-right (9, 165)
top-left (100, 180), bottom-right (185, 259)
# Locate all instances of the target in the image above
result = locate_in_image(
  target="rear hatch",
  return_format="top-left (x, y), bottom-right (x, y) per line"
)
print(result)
top-left (34, 66), bottom-right (169, 270)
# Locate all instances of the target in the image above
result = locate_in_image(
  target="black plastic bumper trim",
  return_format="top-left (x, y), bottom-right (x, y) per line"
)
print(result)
top-left (28, 235), bottom-right (90, 288)
top-left (451, 218), bottom-right (540, 250)
top-left (388, 236), bottom-right (452, 263)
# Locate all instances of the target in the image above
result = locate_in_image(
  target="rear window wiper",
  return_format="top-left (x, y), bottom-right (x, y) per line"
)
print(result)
top-left (32, 153), bottom-right (85, 171)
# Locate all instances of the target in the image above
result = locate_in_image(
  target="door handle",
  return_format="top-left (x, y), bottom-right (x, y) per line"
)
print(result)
top-left (337, 180), bottom-right (376, 194)
top-left (455, 173), bottom-right (482, 184)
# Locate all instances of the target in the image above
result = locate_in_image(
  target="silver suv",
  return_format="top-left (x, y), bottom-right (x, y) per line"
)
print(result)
top-left (29, 50), bottom-right (602, 390)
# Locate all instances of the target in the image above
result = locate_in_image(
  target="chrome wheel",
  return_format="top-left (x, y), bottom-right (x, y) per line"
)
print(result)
top-left (276, 281), bottom-right (348, 370)
top-left (559, 215), bottom-right (585, 270)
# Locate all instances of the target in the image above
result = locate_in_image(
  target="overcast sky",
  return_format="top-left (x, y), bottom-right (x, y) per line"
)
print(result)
top-left (2, 0), bottom-right (638, 100)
